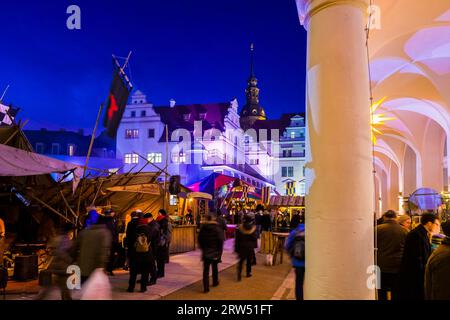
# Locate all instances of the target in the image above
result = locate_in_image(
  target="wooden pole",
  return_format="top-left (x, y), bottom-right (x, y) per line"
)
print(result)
top-left (30, 194), bottom-right (72, 223)
top-left (76, 103), bottom-right (104, 217)
top-left (163, 125), bottom-right (169, 211)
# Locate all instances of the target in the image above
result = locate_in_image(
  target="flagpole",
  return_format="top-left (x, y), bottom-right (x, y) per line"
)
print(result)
top-left (76, 103), bottom-right (105, 223)
top-left (0, 84), bottom-right (10, 102)
top-left (163, 124), bottom-right (169, 211)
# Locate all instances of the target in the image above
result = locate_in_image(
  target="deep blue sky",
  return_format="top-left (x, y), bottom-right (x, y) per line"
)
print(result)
top-left (1, 0), bottom-right (307, 131)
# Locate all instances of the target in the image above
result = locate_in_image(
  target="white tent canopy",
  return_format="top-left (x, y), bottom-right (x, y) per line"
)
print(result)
top-left (0, 143), bottom-right (83, 189)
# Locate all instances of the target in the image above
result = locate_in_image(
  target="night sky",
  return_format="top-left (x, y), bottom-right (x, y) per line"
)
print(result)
top-left (1, 0), bottom-right (307, 132)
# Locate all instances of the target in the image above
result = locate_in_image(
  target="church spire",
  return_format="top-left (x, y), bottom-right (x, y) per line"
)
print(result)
top-left (239, 43), bottom-right (267, 130)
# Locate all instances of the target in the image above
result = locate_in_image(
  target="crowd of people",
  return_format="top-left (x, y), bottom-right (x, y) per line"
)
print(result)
top-left (376, 210), bottom-right (450, 300)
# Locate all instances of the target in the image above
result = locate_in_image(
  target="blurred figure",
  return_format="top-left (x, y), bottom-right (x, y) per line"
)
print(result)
top-left (255, 205), bottom-right (264, 239)
top-left (290, 210), bottom-right (301, 229)
top-left (376, 210), bottom-right (408, 300)
top-left (127, 213), bottom-right (158, 293)
top-left (398, 215), bottom-right (412, 231)
top-left (146, 213), bottom-right (160, 285)
top-left (84, 208), bottom-right (99, 229)
top-left (184, 209), bottom-right (194, 225)
top-left (73, 215), bottom-right (112, 284)
top-left (198, 214), bottom-right (223, 293)
top-left (215, 209), bottom-right (227, 263)
top-left (398, 213), bottom-right (440, 300)
top-left (260, 210), bottom-right (272, 254)
top-left (235, 214), bottom-right (257, 281)
top-left (104, 209), bottom-right (119, 276)
top-left (36, 223), bottom-right (75, 300)
top-left (156, 209), bottom-right (172, 278)
top-left (285, 215), bottom-right (305, 300)
top-left (0, 213), bottom-right (5, 267)
top-left (425, 220), bottom-right (450, 300)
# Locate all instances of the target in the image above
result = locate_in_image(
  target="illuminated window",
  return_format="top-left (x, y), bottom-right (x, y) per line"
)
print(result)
top-left (286, 181), bottom-right (296, 195)
top-left (290, 131), bottom-right (296, 139)
top-left (125, 153), bottom-right (139, 164)
top-left (67, 144), bottom-right (75, 156)
top-left (125, 129), bottom-right (139, 139)
top-left (147, 152), bottom-right (162, 163)
top-left (172, 152), bottom-right (179, 163)
top-left (169, 195), bottom-right (179, 206)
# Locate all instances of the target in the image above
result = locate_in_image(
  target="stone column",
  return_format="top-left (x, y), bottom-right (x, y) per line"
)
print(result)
top-left (297, 0), bottom-right (375, 299)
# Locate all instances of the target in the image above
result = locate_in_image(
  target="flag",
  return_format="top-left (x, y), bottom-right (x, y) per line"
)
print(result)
top-left (103, 59), bottom-right (132, 137)
top-left (0, 103), bottom-right (18, 126)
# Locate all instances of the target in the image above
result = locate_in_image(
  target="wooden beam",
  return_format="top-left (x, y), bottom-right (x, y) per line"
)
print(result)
top-left (30, 194), bottom-right (72, 223)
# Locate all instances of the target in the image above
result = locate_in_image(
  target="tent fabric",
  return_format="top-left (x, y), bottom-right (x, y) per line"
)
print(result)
top-left (0, 143), bottom-right (81, 177)
top-left (188, 172), bottom-right (256, 196)
top-left (409, 188), bottom-right (442, 210)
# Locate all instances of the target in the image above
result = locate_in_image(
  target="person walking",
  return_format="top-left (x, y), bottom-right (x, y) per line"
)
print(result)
top-left (73, 215), bottom-right (112, 284)
top-left (215, 209), bottom-right (227, 263)
top-left (235, 214), bottom-right (257, 281)
top-left (104, 209), bottom-right (119, 276)
top-left (156, 209), bottom-right (172, 278)
top-left (127, 214), bottom-right (158, 293)
top-left (260, 210), bottom-right (272, 254)
top-left (146, 213), bottom-right (160, 286)
top-left (36, 223), bottom-right (75, 300)
top-left (425, 220), bottom-right (450, 300)
top-left (198, 214), bottom-right (223, 293)
top-left (398, 213), bottom-right (440, 300)
top-left (376, 210), bottom-right (408, 300)
top-left (285, 217), bottom-right (305, 300)
top-left (290, 210), bottom-right (301, 229)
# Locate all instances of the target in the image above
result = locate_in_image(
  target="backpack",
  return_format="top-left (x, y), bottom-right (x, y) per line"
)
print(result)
top-left (135, 233), bottom-right (150, 253)
top-left (158, 221), bottom-right (172, 247)
top-left (290, 231), bottom-right (305, 260)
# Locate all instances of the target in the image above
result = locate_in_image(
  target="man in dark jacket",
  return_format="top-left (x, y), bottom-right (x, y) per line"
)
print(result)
top-left (235, 214), bottom-right (257, 281)
top-left (198, 214), bottom-right (223, 293)
top-left (156, 209), bottom-right (172, 278)
top-left (146, 213), bottom-right (160, 285)
top-left (376, 210), bottom-right (408, 300)
top-left (104, 209), bottom-right (119, 276)
top-left (215, 209), bottom-right (228, 263)
top-left (127, 215), bottom-right (159, 293)
top-left (398, 213), bottom-right (440, 300)
top-left (425, 220), bottom-right (450, 300)
top-left (73, 215), bottom-right (112, 283)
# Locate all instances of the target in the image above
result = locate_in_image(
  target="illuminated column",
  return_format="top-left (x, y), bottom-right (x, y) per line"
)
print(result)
top-left (297, 0), bottom-right (374, 299)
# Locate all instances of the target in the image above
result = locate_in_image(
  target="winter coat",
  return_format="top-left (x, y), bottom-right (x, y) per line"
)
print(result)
top-left (128, 223), bottom-right (158, 273)
top-left (73, 224), bottom-right (112, 278)
top-left (198, 221), bottom-right (223, 261)
top-left (125, 218), bottom-right (140, 249)
top-left (398, 224), bottom-right (432, 300)
top-left (156, 216), bottom-right (172, 261)
top-left (104, 216), bottom-right (119, 243)
top-left (376, 220), bottom-right (408, 274)
top-left (216, 215), bottom-right (228, 242)
top-left (285, 224), bottom-right (305, 268)
top-left (260, 214), bottom-right (272, 231)
top-left (290, 214), bottom-right (301, 229)
top-left (425, 237), bottom-right (450, 300)
top-left (235, 223), bottom-right (257, 259)
top-left (47, 234), bottom-right (74, 275)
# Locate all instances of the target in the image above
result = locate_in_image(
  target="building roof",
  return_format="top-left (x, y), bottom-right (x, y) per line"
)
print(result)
top-left (153, 103), bottom-right (230, 142)
top-left (249, 113), bottom-right (305, 140)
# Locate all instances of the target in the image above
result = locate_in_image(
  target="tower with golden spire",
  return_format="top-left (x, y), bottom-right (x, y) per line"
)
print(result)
top-left (239, 43), bottom-right (267, 130)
